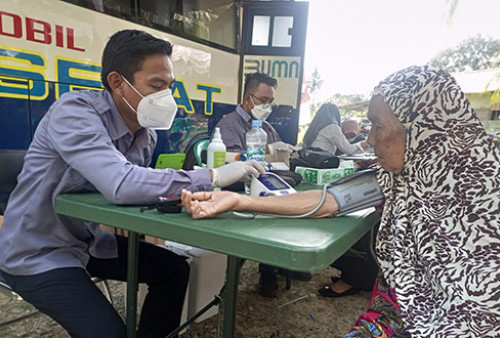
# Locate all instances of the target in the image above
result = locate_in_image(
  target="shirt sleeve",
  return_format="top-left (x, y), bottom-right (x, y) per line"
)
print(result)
top-left (263, 122), bottom-right (282, 144)
top-left (318, 125), bottom-right (364, 155)
top-left (47, 94), bottom-right (212, 205)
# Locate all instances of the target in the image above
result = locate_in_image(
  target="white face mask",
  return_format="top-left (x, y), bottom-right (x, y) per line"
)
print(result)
top-left (347, 137), bottom-right (357, 143)
top-left (121, 76), bottom-right (178, 129)
top-left (249, 96), bottom-right (273, 121)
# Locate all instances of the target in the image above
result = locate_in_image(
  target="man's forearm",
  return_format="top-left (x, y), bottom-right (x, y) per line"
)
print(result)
top-left (236, 190), bottom-right (338, 218)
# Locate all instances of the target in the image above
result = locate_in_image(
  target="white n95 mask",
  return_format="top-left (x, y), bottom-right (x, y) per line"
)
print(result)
top-left (250, 96), bottom-right (273, 121)
top-left (121, 76), bottom-right (178, 129)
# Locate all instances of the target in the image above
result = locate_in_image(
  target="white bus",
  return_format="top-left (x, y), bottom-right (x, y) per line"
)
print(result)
top-left (0, 0), bottom-right (308, 166)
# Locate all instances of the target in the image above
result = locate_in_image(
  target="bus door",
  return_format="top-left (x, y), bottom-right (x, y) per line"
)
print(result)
top-left (241, 1), bottom-right (308, 145)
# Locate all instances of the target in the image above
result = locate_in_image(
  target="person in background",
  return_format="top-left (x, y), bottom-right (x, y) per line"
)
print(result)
top-left (342, 119), bottom-right (366, 144)
top-left (214, 72), bottom-right (291, 155)
top-left (181, 65), bottom-right (500, 336)
top-left (335, 119), bottom-right (367, 156)
top-left (303, 103), bottom-right (369, 155)
top-left (0, 29), bottom-right (264, 338)
top-left (317, 223), bottom-right (379, 298)
top-left (214, 72), bottom-right (306, 298)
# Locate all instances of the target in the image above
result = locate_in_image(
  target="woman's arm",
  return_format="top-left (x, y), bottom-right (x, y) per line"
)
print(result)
top-left (181, 189), bottom-right (338, 219)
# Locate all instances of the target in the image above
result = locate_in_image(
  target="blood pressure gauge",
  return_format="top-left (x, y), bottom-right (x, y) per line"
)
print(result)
top-left (250, 172), bottom-right (297, 196)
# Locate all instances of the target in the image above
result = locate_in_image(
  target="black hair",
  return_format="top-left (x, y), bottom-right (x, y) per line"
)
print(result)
top-left (243, 72), bottom-right (278, 94)
top-left (101, 29), bottom-right (173, 91)
top-left (303, 103), bottom-right (342, 148)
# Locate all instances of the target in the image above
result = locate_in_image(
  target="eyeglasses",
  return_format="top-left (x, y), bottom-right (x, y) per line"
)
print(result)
top-left (249, 93), bottom-right (275, 105)
top-left (249, 94), bottom-right (277, 110)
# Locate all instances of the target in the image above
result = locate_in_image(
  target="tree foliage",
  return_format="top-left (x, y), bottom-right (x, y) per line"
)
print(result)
top-left (443, 0), bottom-right (460, 24)
top-left (306, 67), bottom-right (323, 96)
top-left (306, 67), bottom-right (324, 117)
top-left (428, 34), bottom-right (500, 72)
top-left (325, 93), bottom-right (369, 118)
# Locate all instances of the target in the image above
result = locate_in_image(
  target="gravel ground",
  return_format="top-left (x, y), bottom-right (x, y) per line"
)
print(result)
top-left (0, 261), bottom-right (371, 337)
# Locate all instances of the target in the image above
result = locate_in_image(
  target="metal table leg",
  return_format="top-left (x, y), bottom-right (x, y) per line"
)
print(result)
top-left (126, 232), bottom-right (139, 338)
top-left (223, 256), bottom-right (241, 338)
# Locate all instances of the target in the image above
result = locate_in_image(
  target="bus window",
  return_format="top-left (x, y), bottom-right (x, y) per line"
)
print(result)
top-left (62, 0), bottom-right (134, 20)
top-left (252, 15), bottom-right (294, 48)
top-left (61, 0), bottom-right (238, 50)
top-left (139, 0), bottom-right (238, 50)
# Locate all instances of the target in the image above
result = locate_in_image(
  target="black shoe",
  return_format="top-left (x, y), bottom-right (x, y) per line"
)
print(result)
top-left (318, 284), bottom-right (359, 298)
top-left (259, 273), bottom-right (278, 298)
top-left (276, 268), bottom-right (312, 281)
top-left (331, 276), bottom-right (340, 283)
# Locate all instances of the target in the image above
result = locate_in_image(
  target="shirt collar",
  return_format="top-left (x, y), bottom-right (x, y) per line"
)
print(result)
top-left (102, 90), bottom-right (133, 141)
top-left (236, 104), bottom-right (252, 124)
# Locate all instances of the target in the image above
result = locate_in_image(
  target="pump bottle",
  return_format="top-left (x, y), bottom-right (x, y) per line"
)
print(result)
top-left (207, 127), bottom-right (227, 170)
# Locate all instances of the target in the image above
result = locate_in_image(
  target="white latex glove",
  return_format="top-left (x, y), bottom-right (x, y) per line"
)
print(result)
top-left (211, 160), bottom-right (266, 188)
top-left (268, 141), bottom-right (295, 154)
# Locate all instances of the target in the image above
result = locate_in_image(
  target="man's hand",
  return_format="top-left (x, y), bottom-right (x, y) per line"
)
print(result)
top-left (211, 160), bottom-right (266, 188)
top-left (181, 189), bottom-right (242, 219)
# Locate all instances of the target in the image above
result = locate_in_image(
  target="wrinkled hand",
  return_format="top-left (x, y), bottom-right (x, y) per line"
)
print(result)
top-left (268, 141), bottom-right (295, 154)
top-left (211, 160), bottom-right (266, 188)
top-left (181, 189), bottom-right (241, 219)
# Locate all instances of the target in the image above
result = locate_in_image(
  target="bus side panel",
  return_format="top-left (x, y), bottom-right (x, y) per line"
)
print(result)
top-left (0, 79), bottom-right (31, 150)
top-left (30, 81), bottom-right (56, 139)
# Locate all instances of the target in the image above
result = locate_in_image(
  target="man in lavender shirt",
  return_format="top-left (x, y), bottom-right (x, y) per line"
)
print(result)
top-left (0, 30), bottom-right (264, 338)
top-left (215, 72), bottom-right (282, 153)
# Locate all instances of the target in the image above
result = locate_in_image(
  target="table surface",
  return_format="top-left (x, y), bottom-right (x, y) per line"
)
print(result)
top-left (54, 190), bottom-right (380, 272)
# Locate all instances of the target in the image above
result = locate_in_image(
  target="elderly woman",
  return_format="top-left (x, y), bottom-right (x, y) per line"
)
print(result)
top-left (181, 65), bottom-right (500, 336)
top-left (303, 103), bottom-right (369, 155)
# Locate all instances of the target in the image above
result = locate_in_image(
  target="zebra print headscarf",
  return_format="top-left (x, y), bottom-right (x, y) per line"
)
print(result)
top-left (374, 65), bottom-right (500, 336)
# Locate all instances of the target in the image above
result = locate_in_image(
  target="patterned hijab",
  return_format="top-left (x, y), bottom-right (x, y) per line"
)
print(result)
top-left (374, 65), bottom-right (500, 336)
top-left (303, 103), bottom-right (341, 148)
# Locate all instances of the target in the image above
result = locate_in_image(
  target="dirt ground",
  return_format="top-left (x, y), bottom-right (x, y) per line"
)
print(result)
top-left (0, 261), bottom-right (371, 337)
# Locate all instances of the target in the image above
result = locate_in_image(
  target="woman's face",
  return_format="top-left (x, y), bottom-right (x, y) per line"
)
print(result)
top-left (366, 95), bottom-right (406, 173)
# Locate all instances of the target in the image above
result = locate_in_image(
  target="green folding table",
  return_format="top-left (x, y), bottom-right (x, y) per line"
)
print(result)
top-left (54, 190), bottom-right (380, 338)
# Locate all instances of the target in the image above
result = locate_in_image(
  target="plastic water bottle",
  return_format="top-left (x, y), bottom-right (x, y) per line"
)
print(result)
top-left (245, 120), bottom-right (267, 194)
top-left (207, 127), bottom-right (226, 170)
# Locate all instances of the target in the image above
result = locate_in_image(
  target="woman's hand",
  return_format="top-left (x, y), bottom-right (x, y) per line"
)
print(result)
top-left (359, 140), bottom-right (370, 151)
top-left (181, 189), bottom-right (242, 219)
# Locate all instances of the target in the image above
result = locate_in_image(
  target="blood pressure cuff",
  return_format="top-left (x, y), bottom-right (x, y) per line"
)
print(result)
top-left (327, 169), bottom-right (384, 217)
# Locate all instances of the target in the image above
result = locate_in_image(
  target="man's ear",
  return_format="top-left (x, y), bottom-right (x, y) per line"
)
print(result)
top-left (107, 71), bottom-right (125, 95)
top-left (242, 93), bottom-right (251, 110)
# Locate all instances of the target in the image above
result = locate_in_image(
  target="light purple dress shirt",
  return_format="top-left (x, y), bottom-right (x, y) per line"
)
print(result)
top-left (0, 90), bottom-right (212, 276)
top-left (214, 105), bottom-right (281, 152)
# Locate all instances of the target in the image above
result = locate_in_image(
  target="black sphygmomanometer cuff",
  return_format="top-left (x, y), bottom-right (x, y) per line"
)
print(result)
top-left (327, 169), bottom-right (384, 217)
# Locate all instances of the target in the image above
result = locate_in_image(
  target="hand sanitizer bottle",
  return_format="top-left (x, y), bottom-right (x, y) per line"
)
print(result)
top-left (207, 127), bottom-right (226, 170)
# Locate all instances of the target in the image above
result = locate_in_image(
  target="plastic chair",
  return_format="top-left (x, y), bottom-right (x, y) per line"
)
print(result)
top-left (0, 149), bottom-right (113, 327)
top-left (182, 133), bottom-right (211, 170)
top-left (155, 153), bottom-right (186, 170)
top-left (193, 139), bottom-right (210, 167)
